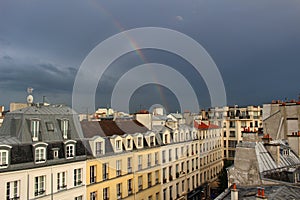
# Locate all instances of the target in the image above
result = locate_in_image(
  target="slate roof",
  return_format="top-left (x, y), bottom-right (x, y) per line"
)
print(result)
top-left (81, 120), bottom-right (149, 138)
top-left (220, 185), bottom-right (300, 200)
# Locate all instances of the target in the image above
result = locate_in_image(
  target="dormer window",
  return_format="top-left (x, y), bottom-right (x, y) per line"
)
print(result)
top-left (116, 140), bottom-right (122, 151)
top-left (95, 141), bottom-right (103, 156)
top-left (66, 144), bottom-right (75, 159)
top-left (61, 119), bottom-right (69, 139)
top-left (31, 120), bottom-right (40, 141)
top-left (35, 147), bottom-right (46, 163)
top-left (150, 136), bottom-right (155, 146)
top-left (137, 137), bottom-right (143, 147)
top-left (127, 139), bottom-right (131, 148)
top-left (53, 149), bottom-right (59, 159)
top-left (46, 122), bottom-right (54, 132)
top-left (164, 134), bottom-right (169, 144)
top-left (0, 150), bottom-right (8, 168)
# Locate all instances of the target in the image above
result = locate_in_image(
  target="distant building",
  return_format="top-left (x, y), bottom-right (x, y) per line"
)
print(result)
top-left (208, 105), bottom-right (262, 161)
top-left (263, 100), bottom-right (300, 140)
top-left (9, 102), bottom-right (29, 112)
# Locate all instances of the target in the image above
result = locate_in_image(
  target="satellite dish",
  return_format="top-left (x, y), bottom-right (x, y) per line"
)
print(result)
top-left (27, 95), bottom-right (33, 104)
top-left (27, 87), bottom-right (34, 104)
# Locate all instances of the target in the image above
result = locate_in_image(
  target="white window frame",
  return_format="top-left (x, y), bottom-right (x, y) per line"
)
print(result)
top-left (0, 150), bottom-right (8, 167)
top-left (6, 180), bottom-right (20, 200)
top-left (35, 147), bottom-right (46, 163)
top-left (116, 160), bottom-right (121, 176)
top-left (116, 140), bottom-right (122, 151)
top-left (31, 120), bottom-right (40, 141)
top-left (34, 175), bottom-right (45, 196)
top-left (117, 183), bottom-right (122, 199)
top-left (137, 137), bottom-right (143, 147)
top-left (74, 168), bottom-right (82, 186)
top-left (103, 187), bottom-right (109, 200)
top-left (61, 119), bottom-right (69, 139)
top-left (57, 171), bottom-right (67, 190)
top-left (95, 141), bottom-right (103, 155)
top-left (66, 144), bottom-right (75, 158)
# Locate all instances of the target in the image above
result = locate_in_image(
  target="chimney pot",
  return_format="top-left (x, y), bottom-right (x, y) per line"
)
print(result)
top-left (261, 188), bottom-right (265, 197)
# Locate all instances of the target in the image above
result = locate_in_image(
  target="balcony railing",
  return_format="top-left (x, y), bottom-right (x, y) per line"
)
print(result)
top-left (128, 167), bottom-right (132, 173)
top-left (35, 190), bottom-right (45, 196)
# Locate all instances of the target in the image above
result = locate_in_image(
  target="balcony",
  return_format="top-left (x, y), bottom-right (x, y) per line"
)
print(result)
top-left (57, 185), bottom-right (67, 190)
top-left (148, 181), bottom-right (152, 187)
top-left (155, 160), bottom-right (159, 165)
top-left (74, 180), bottom-right (82, 186)
top-left (128, 167), bottom-right (132, 173)
top-left (169, 175), bottom-right (173, 181)
top-left (176, 172), bottom-right (179, 178)
top-left (128, 188), bottom-right (132, 195)
top-left (117, 193), bottom-right (122, 200)
top-left (103, 173), bottom-right (109, 180)
top-left (9, 197), bottom-right (20, 200)
top-left (116, 170), bottom-right (121, 176)
top-left (90, 176), bottom-right (96, 183)
top-left (155, 178), bottom-right (159, 184)
top-left (163, 178), bottom-right (167, 183)
top-left (138, 185), bottom-right (143, 191)
top-left (35, 190), bottom-right (45, 196)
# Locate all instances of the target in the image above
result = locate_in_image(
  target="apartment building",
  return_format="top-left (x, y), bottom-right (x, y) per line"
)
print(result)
top-left (208, 106), bottom-right (262, 160)
top-left (82, 113), bottom-right (223, 200)
top-left (0, 104), bottom-right (88, 200)
top-left (81, 120), bottom-right (161, 200)
top-left (263, 100), bottom-right (300, 140)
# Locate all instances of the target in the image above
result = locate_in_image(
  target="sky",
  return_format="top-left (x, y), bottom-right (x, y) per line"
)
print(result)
top-left (0, 0), bottom-right (300, 113)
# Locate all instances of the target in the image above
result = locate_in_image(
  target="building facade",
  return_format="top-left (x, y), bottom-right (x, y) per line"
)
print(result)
top-left (0, 104), bottom-right (88, 200)
top-left (208, 106), bottom-right (262, 160)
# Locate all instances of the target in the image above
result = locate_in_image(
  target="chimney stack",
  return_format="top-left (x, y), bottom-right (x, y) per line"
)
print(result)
top-left (256, 187), bottom-right (267, 200)
top-left (231, 183), bottom-right (238, 200)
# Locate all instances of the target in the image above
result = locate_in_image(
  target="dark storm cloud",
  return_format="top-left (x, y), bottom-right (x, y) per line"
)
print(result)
top-left (0, 0), bottom-right (300, 110)
top-left (0, 55), bottom-right (76, 94)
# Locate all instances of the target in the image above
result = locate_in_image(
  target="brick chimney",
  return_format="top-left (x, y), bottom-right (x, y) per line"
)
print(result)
top-left (256, 187), bottom-right (267, 200)
top-left (231, 183), bottom-right (238, 200)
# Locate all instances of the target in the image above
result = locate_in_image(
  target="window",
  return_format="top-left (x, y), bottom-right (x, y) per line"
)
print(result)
top-left (162, 150), bottom-right (166, 163)
top-left (117, 183), bottom-right (122, 199)
top-left (155, 152), bottom-right (159, 165)
top-left (148, 195), bottom-right (153, 200)
top-left (31, 120), bottom-right (40, 141)
top-left (66, 144), bottom-right (75, 158)
top-left (169, 149), bottom-right (172, 161)
top-left (34, 175), bottom-right (45, 196)
top-left (0, 150), bottom-right (8, 167)
top-left (57, 171), bottom-right (67, 190)
top-left (53, 149), bottom-right (59, 159)
top-left (138, 176), bottom-right (143, 191)
top-left (156, 192), bottom-right (159, 200)
top-left (182, 180), bottom-right (185, 192)
top-left (163, 189), bottom-right (167, 200)
top-left (147, 154), bottom-right (151, 167)
top-left (6, 180), bottom-right (19, 200)
top-left (155, 170), bottom-right (159, 184)
top-left (138, 155), bottom-right (142, 170)
top-left (229, 131), bottom-right (236, 137)
top-left (103, 187), bottom-right (109, 200)
top-left (163, 168), bottom-right (167, 183)
top-left (169, 166), bottom-right (173, 180)
top-left (150, 136), bottom-right (155, 146)
top-left (75, 195), bottom-right (83, 200)
top-left (148, 173), bottom-right (152, 187)
top-left (127, 138), bottom-right (131, 148)
top-left (35, 147), bottom-right (46, 163)
top-left (103, 163), bottom-right (109, 180)
top-left (61, 119), bottom-right (69, 139)
top-left (46, 122), bottom-right (54, 131)
top-left (175, 148), bottom-right (178, 160)
top-left (90, 165), bottom-right (96, 183)
top-left (255, 121), bottom-right (258, 127)
top-left (127, 157), bottom-right (132, 173)
top-left (95, 141), bottom-right (103, 155)
top-left (116, 140), bottom-right (122, 151)
top-left (164, 134), bottom-right (168, 144)
top-left (90, 191), bottom-right (97, 200)
top-left (128, 179), bottom-right (133, 194)
top-left (74, 168), bottom-right (82, 186)
top-left (137, 137), bottom-right (142, 147)
top-left (116, 160), bottom-right (121, 176)
top-left (169, 186), bottom-right (173, 200)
